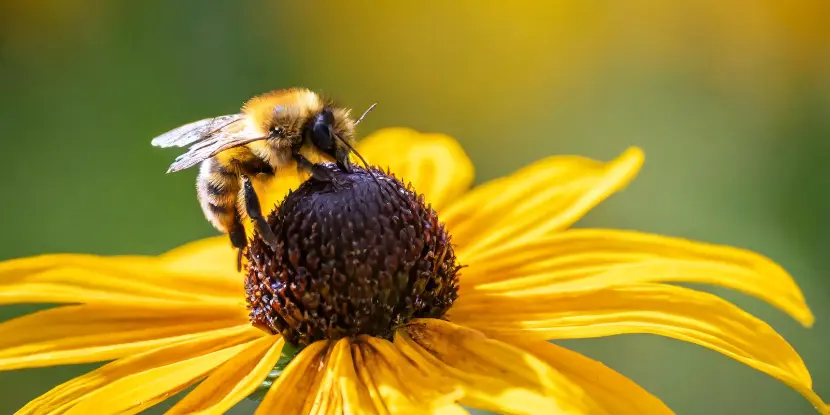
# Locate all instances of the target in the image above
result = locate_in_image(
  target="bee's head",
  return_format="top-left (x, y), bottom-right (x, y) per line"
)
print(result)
top-left (259, 104), bottom-right (306, 143)
top-left (304, 107), bottom-right (356, 172)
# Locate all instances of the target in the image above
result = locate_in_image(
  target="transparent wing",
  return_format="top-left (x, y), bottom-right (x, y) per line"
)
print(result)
top-left (165, 124), bottom-right (268, 173)
top-left (150, 114), bottom-right (245, 148)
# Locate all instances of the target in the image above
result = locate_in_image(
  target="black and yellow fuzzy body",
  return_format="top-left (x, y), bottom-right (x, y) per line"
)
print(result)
top-left (151, 88), bottom-right (358, 257)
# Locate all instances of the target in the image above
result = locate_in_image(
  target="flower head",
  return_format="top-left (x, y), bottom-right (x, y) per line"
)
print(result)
top-left (0, 128), bottom-right (827, 414)
top-left (246, 164), bottom-right (459, 346)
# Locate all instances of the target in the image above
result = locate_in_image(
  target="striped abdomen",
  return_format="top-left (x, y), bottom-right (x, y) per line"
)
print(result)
top-left (196, 148), bottom-right (275, 238)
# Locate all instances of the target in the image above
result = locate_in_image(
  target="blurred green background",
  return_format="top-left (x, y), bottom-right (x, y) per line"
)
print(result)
top-left (1, 1), bottom-right (829, 414)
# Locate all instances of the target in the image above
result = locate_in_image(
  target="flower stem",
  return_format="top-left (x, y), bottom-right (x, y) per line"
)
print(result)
top-left (247, 341), bottom-right (301, 403)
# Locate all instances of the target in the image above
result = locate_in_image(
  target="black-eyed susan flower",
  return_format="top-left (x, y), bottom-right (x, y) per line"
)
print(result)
top-left (0, 128), bottom-right (827, 414)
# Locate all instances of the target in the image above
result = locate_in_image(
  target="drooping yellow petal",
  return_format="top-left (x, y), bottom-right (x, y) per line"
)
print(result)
top-left (444, 147), bottom-right (643, 257)
top-left (396, 319), bottom-right (605, 415)
top-left (349, 344), bottom-right (392, 415)
top-left (357, 128), bottom-right (475, 212)
top-left (0, 254), bottom-right (242, 306)
top-left (18, 325), bottom-right (261, 415)
top-left (0, 305), bottom-right (251, 370)
top-left (0, 254), bottom-right (148, 276)
top-left (258, 336), bottom-right (464, 415)
top-left (354, 335), bottom-right (464, 414)
top-left (62, 341), bottom-right (252, 415)
top-left (256, 340), bottom-right (331, 415)
top-left (307, 338), bottom-right (376, 415)
top-left (451, 283), bottom-right (828, 413)
top-left (513, 340), bottom-right (674, 414)
top-left (160, 236), bottom-right (239, 277)
top-left (462, 228), bottom-right (814, 326)
top-left (166, 335), bottom-right (284, 415)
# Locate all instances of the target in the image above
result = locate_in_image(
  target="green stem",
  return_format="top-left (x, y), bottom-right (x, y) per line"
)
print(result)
top-left (247, 341), bottom-right (301, 403)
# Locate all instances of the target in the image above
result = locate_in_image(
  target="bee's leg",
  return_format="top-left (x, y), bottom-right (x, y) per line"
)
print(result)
top-left (292, 150), bottom-right (339, 183)
top-left (228, 214), bottom-right (248, 271)
top-left (235, 248), bottom-right (244, 272)
top-left (229, 214), bottom-right (247, 249)
top-left (334, 146), bottom-right (353, 173)
top-left (241, 175), bottom-right (279, 249)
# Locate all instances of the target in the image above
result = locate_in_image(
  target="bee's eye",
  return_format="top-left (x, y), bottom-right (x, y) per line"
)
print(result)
top-left (270, 126), bottom-right (284, 136)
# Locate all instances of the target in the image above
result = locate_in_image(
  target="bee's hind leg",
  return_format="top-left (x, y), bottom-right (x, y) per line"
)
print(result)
top-left (241, 175), bottom-right (279, 250)
top-left (228, 216), bottom-right (248, 271)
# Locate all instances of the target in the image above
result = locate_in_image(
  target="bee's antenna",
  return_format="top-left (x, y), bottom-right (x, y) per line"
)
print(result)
top-left (354, 103), bottom-right (377, 127)
top-left (343, 102), bottom-right (387, 195)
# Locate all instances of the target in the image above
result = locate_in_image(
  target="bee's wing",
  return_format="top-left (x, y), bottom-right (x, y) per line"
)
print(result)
top-left (165, 123), bottom-right (269, 173)
top-left (151, 114), bottom-right (245, 148)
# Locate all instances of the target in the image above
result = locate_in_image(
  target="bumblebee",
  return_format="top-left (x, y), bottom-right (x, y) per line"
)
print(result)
top-left (151, 88), bottom-right (375, 263)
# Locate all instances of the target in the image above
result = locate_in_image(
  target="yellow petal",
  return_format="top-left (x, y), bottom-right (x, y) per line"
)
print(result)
top-left (19, 325), bottom-right (261, 415)
top-left (166, 335), bottom-right (284, 415)
top-left (160, 236), bottom-right (239, 277)
top-left (0, 305), bottom-right (251, 370)
top-left (240, 171), bottom-right (310, 242)
top-left (0, 254), bottom-right (148, 276)
top-left (61, 342), bottom-right (252, 415)
top-left (513, 340), bottom-right (674, 414)
top-left (308, 338), bottom-right (377, 415)
top-left (451, 283), bottom-right (827, 413)
top-left (357, 127), bottom-right (474, 212)
top-left (256, 340), bottom-right (331, 415)
top-left (256, 168), bottom-right (306, 215)
top-left (354, 335), bottom-right (464, 414)
top-left (397, 319), bottom-right (605, 415)
top-left (0, 254), bottom-right (241, 306)
top-left (443, 147), bottom-right (643, 257)
top-left (462, 228), bottom-right (814, 326)
top-left (256, 336), bottom-right (467, 415)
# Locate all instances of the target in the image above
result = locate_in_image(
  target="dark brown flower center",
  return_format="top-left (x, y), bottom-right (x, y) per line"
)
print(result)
top-left (244, 164), bottom-right (460, 347)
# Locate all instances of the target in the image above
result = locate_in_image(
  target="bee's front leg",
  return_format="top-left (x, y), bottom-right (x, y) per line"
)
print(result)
top-left (292, 150), bottom-right (343, 186)
top-left (334, 146), bottom-right (353, 173)
top-left (241, 175), bottom-right (279, 250)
